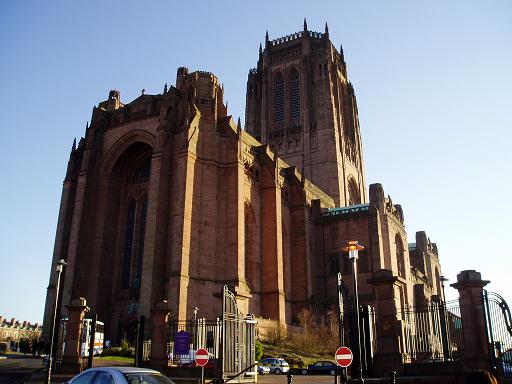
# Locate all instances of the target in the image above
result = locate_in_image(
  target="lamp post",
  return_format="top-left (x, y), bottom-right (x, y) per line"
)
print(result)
top-left (342, 241), bottom-right (364, 383)
top-left (193, 307), bottom-right (199, 349)
top-left (46, 259), bottom-right (67, 384)
top-left (437, 275), bottom-right (450, 360)
top-left (438, 275), bottom-right (449, 302)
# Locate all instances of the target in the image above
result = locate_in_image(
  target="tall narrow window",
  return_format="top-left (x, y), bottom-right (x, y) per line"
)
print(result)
top-left (122, 200), bottom-right (136, 289)
top-left (289, 68), bottom-right (300, 121)
top-left (395, 234), bottom-right (406, 278)
top-left (348, 178), bottom-right (360, 206)
top-left (132, 195), bottom-right (148, 298)
top-left (119, 154), bottom-right (151, 295)
top-left (274, 73), bottom-right (285, 124)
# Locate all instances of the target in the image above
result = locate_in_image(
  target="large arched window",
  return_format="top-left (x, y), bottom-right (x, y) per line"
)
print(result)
top-left (289, 68), bottom-right (300, 122)
top-left (274, 72), bottom-right (285, 124)
top-left (120, 155), bottom-right (151, 298)
top-left (395, 234), bottom-right (406, 278)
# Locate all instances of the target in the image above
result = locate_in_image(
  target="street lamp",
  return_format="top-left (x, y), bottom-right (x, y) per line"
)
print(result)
top-left (46, 259), bottom-right (67, 384)
top-left (438, 275), bottom-right (449, 302)
top-left (342, 240), bottom-right (365, 383)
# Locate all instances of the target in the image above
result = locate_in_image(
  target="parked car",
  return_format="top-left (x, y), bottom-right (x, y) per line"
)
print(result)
top-left (301, 360), bottom-right (337, 375)
top-left (64, 367), bottom-right (176, 384)
top-left (258, 365), bottom-right (270, 375)
top-left (258, 357), bottom-right (290, 374)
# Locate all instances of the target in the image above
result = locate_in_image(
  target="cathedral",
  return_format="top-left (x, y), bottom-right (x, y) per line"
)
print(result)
top-left (42, 22), bottom-right (443, 343)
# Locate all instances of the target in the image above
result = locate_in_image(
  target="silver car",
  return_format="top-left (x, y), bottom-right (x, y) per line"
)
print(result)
top-left (258, 358), bottom-right (290, 374)
top-left (65, 366), bottom-right (176, 384)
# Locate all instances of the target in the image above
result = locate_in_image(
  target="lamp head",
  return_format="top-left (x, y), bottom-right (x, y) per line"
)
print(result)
top-left (343, 241), bottom-right (364, 260)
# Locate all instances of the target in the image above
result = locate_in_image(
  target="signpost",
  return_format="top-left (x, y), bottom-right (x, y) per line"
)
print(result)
top-left (335, 346), bottom-right (353, 368)
top-left (195, 348), bottom-right (209, 384)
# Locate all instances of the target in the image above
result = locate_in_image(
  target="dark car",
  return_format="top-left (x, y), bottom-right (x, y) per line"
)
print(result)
top-left (301, 360), bottom-right (337, 375)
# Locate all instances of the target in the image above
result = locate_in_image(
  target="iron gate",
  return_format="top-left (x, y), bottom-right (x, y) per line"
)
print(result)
top-left (483, 290), bottom-right (512, 383)
top-left (222, 285), bottom-right (257, 381)
top-left (400, 299), bottom-right (464, 363)
top-left (337, 273), bottom-right (376, 377)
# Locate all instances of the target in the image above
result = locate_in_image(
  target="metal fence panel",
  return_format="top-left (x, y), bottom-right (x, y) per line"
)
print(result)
top-left (400, 300), bottom-right (463, 363)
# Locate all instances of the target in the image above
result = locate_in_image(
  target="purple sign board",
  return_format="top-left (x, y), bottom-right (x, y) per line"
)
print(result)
top-left (174, 330), bottom-right (191, 355)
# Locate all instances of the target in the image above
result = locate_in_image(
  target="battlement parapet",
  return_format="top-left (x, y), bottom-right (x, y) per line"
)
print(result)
top-left (270, 30), bottom-right (325, 47)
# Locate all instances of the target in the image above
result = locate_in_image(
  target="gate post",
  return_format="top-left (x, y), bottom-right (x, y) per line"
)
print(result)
top-left (61, 297), bottom-right (89, 373)
top-left (149, 300), bottom-right (170, 370)
top-left (451, 270), bottom-right (490, 372)
top-left (368, 269), bottom-right (405, 376)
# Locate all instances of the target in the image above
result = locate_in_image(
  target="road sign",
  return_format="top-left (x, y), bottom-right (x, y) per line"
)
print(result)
top-left (195, 348), bottom-right (209, 367)
top-left (335, 346), bottom-right (353, 367)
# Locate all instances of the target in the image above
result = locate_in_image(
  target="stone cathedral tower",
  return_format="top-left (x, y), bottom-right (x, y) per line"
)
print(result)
top-left (246, 20), bottom-right (367, 207)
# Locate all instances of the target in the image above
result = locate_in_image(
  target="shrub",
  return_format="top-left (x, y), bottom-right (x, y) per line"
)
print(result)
top-left (264, 321), bottom-right (287, 346)
top-left (101, 339), bottom-right (135, 357)
top-left (255, 340), bottom-right (263, 361)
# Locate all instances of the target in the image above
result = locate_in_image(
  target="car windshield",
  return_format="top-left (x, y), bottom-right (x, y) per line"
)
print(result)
top-left (123, 373), bottom-right (175, 384)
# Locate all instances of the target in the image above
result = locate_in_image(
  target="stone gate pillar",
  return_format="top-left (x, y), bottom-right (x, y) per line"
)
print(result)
top-left (368, 269), bottom-right (405, 376)
top-left (451, 270), bottom-right (490, 372)
top-left (61, 297), bottom-right (89, 373)
top-left (149, 300), bottom-right (171, 369)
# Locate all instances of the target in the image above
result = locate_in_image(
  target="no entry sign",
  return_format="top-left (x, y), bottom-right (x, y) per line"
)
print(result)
top-left (335, 346), bottom-right (353, 367)
top-left (195, 348), bottom-right (209, 367)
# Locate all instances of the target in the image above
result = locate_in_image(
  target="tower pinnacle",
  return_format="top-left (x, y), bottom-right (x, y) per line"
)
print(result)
top-left (303, 18), bottom-right (308, 32)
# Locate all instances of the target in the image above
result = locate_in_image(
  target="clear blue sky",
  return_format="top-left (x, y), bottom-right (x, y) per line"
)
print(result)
top-left (1, 1), bottom-right (511, 324)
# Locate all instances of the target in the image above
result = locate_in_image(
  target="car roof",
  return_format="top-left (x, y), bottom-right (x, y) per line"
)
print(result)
top-left (85, 366), bottom-right (162, 374)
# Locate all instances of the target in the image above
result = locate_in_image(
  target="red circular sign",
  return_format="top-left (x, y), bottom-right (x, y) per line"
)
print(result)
top-left (335, 346), bottom-right (353, 367)
top-left (195, 348), bottom-right (209, 367)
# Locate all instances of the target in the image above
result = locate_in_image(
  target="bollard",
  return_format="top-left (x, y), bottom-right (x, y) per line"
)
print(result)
top-left (389, 371), bottom-right (396, 384)
top-left (287, 371), bottom-right (293, 384)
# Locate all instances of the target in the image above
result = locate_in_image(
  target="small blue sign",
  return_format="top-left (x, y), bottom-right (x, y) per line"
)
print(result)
top-left (174, 330), bottom-right (191, 355)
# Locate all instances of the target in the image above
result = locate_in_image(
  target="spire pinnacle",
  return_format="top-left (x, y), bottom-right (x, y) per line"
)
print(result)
top-left (303, 18), bottom-right (308, 32)
top-left (325, 22), bottom-right (329, 35)
top-left (72, 138), bottom-right (76, 152)
top-left (163, 82), bottom-right (168, 93)
top-left (259, 43), bottom-right (262, 56)
top-left (340, 44), bottom-right (345, 62)
top-left (237, 117), bottom-right (242, 130)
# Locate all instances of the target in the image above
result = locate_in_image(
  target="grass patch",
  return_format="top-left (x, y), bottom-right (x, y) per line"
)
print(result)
top-left (98, 355), bottom-right (134, 363)
top-left (261, 342), bottom-right (333, 367)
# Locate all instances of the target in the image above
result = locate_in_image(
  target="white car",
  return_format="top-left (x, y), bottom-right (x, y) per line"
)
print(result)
top-left (258, 358), bottom-right (290, 374)
top-left (65, 366), bottom-right (176, 384)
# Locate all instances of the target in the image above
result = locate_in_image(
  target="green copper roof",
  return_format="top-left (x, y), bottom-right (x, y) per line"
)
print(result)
top-left (323, 203), bottom-right (369, 217)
